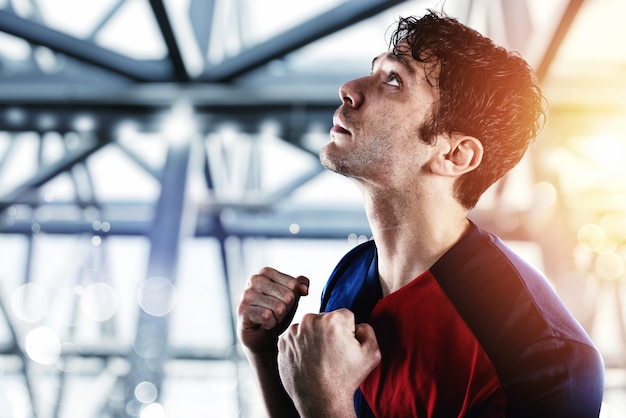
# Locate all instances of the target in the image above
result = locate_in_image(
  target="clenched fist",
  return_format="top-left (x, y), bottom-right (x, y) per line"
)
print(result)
top-left (277, 308), bottom-right (381, 418)
top-left (237, 267), bottom-right (310, 355)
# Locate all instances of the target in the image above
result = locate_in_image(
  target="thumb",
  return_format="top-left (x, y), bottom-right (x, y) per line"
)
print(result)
top-left (297, 275), bottom-right (310, 296)
top-left (355, 323), bottom-right (381, 369)
top-left (355, 323), bottom-right (380, 351)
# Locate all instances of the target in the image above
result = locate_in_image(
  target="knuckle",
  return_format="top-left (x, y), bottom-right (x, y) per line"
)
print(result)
top-left (240, 287), bottom-right (257, 304)
top-left (283, 278), bottom-right (298, 292)
top-left (248, 273), bottom-right (264, 288)
top-left (258, 266), bottom-right (275, 277)
top-left (336, 308), bottom-right (355, 322)
top-left (282, 290), bottom-right (295, 305)
top-left (259, 308), bottom-right (274, 323)
top-left (300, 312), bottom-right (317, 325)
top-left (253, 308), bottom-right (276, 330)
top-left (273, 301), bottom-right (288, 318)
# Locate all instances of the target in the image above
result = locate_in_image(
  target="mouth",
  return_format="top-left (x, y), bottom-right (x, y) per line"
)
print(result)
top-left (331, 115), bottom-right (351, 135)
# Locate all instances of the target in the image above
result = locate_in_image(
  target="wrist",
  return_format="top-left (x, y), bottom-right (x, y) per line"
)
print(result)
top-left (292, 389), bottom-right (356, 418)
top-left (242, 344), bottom-right (279, 363)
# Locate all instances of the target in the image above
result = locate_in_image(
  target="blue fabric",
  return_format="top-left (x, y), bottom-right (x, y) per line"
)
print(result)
top-left (321, 240), bottom-right (380, 322)
top-left (320, 240), bottom-right (379, 417)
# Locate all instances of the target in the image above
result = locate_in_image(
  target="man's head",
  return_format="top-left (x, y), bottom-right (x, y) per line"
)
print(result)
top-left (390, 10), bottom-right (546, 209)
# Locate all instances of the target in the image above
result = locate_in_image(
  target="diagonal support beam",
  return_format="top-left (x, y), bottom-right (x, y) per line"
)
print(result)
top-left (149, 0), bottom-right (190, 82)
top-left (87, 0), bottom-right (126, 41)
top-left (0, 10), bottom-right (172, 82)
top-left (201, 0), bottom-right (409, 82)
top-left (535, 0), bottom-right (585, 82)
top-left (0, 138), bottom-right (108, 213)
top-left (189, 0), bottom-right (215, 56)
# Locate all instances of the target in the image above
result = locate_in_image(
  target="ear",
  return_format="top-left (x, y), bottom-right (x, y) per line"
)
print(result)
top-left (431, 134), bottom-right (483, 177)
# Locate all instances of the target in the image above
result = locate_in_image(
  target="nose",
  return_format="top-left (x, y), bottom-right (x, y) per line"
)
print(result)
top-left (339, 78), bottom-right (364, 109)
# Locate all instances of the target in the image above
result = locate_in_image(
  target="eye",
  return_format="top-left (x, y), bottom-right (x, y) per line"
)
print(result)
top-left (386, 72), bottom-right (401, 87)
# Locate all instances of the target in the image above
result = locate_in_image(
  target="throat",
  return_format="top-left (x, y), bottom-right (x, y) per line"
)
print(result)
top-left (378, 262), bottom-right (429, 296)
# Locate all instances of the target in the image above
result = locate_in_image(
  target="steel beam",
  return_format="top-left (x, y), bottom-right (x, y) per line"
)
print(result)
top-left (189, 0), bottom-right (215, 56)
top-left (122, 139), bottom-right (192, 415)
top-left (0, 137), bottom-right (109, 213)
top-left (0, 204), bottom-right (371, 239)
top-left (149, 0), bottom-right (190, 82)
top-left (86, 0), bottom-right (126, 41)
top-left (201, 0), bottom-right (409, 82)
top-left (0, 10), bottom-right (172, 82)
top-left (0, 90), bottom-right (336, 152)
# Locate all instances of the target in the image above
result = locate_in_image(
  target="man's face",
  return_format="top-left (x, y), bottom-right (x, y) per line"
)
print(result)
top-left (320, 47), bottom-right (439, 185)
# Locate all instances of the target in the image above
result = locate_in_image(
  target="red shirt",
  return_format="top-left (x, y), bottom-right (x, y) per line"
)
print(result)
top-left (361, 270), bottom-right (507, 418)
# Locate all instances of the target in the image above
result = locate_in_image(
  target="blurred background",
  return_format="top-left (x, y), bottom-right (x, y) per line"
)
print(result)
top-left (0, 0), bottom-right (625, 416)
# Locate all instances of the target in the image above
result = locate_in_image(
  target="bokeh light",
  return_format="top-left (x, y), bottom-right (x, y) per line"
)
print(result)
top-left (140, 402), bottom-right (167, 418)
top-left (80, 282), bottom-right (120, 322)
top-left (11, 283), bottom-right (50, 323)
top-left (289, 223), bottom-right (300, 234)
top-left (595, 252), bottom-right (624, 281)
top-left (24, 327), bottom-right (61, 365)
top-left (577, 223), bottom-right (608, 253)
top-left (135, 381), bottom-right (158, 404)
top-left (137, 277), bottom-right (178, 317)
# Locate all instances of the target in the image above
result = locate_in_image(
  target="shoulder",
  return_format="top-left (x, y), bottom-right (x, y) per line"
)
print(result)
top-left (431, 222), bottom-right (603, 416)
top-left (431, 222), bottom-right (584, 342)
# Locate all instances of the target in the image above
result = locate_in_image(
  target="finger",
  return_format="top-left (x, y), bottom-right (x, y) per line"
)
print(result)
top-left (296, 275), bottom-right (310, 296)
top-left (248, 274), bottom-right (296, 307)
top-left (241, 306), bottom-right (277, 330)
top-left (326, 308), bottom-right (356, 331)
top-left (239, 287), bottom-right (292, 327)
top-left (355, 323), bottom-right (382, 367)
top-left (249, 269), bottom-right (307, 306)
top-left (296, 312), bottom-right (319, 330)
top-left (355, 323), bottom-right (379, 348)
top-left (257, 267), bottom-right (304, 295)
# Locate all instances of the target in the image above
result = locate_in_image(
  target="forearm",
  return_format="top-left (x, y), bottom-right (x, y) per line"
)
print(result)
top-left (247, 348), bottom-right (357, 418)
top-left (245, 348), bottom-right (299, 418)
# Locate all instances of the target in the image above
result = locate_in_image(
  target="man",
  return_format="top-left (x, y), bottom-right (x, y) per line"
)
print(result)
top-left (237, 10), bottom-right (604, 418)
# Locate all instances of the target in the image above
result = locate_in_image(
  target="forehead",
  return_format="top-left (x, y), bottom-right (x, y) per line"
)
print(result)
top-left (371, 50), bottom-right (417, 76)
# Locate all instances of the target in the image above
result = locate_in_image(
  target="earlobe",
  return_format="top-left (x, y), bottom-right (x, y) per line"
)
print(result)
top-left (432, 134), bottom-right (483, 177)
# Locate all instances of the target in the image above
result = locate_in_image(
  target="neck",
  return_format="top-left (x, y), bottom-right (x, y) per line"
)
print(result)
top-left (361, 185), bottom-right (470, 296)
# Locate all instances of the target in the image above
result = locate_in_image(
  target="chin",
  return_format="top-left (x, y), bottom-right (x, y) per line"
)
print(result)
top-left (320, 143), bottom-right (360, 177)
top-left (320, 156), bottom-right (351, 179)
top-left (319, 148), bottom-right (334, 171)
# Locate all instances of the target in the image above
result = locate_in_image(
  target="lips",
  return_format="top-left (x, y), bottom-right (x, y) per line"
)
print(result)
top-left (331, 115), bottom-right (351, 135)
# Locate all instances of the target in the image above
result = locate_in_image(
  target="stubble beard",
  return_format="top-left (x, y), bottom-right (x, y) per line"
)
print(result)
top-left (320, 125), bottom-right (393, 179)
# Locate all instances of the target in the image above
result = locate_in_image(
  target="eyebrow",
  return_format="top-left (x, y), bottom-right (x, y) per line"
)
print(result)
top-left (371, 52), bottom-right (416, 76)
